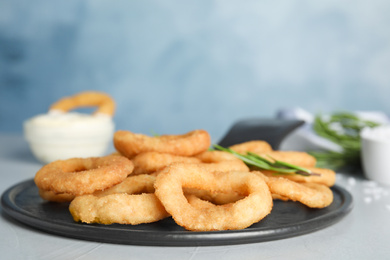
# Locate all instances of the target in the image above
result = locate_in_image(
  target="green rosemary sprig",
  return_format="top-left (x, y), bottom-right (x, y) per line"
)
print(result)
top-left (213, 144), bottom-right (319, 176)
top-left (310, 112), bottom-right (380, 170)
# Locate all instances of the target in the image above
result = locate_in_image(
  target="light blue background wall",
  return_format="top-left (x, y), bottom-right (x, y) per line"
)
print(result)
top-left (1, 0), bottom-right (390, 142)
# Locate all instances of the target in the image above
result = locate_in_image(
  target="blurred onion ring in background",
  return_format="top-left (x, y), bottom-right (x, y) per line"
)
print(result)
top-left (49, 91), bottom-right (116, 116)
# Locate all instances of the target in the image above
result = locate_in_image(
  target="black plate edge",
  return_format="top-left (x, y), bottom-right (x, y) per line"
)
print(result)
top-left (1, 179), bottom-right (354, 247)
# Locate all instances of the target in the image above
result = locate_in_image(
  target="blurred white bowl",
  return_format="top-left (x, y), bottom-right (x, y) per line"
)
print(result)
top-left (361, 125), bottom-right (390, 185)
top-left (24, 111), bottom-right (115, 164)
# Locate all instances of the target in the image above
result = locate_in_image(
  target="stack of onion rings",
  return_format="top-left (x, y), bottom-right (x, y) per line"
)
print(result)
top-left (32, 127), bottom-right (338, 231)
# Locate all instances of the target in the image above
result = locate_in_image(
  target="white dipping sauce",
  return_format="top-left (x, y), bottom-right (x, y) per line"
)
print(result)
top-left (24, 111), bottom-right (115, 164)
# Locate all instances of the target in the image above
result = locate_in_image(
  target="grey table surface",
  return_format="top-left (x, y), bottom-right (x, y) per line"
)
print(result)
top-left (1, 133), bottom-right (389, 260)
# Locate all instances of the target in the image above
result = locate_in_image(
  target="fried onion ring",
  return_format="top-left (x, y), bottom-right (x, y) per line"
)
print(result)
top-left (229, 140), bottom-right (273, 154)
top-left (38, 189), bottom-right (75, 203)
top-left (131, 152), bottom-right (201, 175)
top-left (261, 166), bottom-right (336, 187)
top-left (254, 171), bottom-right (333, 208)
top-left (195, 150), bottom-right (241, 162)
top-left (94, 174), bottom-right (156, 196)
top-left (229, 141), bottom-right (316, 167)
top-left (69, 174), bottom-right (169, 225)
top-left (34, 155), bottom-right (134, 195)
top-left (184, 188), bottom-right (245, 205)
top-left (49, 91), bottom-right (115, 116)
top-left (258, 151), bottom-right (317, 167)
top-left (195, 150), bottom-right (249, 172)
top-left (114, 129), bottom-right (211, 158)
top-left (154, 163), bottom-right (273, 231)
top-left (69, 194), bottom-right (168, 225)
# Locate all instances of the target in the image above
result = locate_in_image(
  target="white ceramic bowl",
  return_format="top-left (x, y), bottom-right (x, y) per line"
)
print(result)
top-left (24, 112), bottom-right (115, 164)
top-left (361, 125), bottom-right (390, 185)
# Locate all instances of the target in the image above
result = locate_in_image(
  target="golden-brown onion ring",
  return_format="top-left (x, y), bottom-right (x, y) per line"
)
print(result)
top-left (261, 166), bottom-right (336, 187)
top-left (195, 150), bottom-right (249, 172)
top-left (195, 150), bottom-right (241, 163)
top-left (114, 129), bottom-right (211, 158)
top-left (49, 91), bottom-right (115, 116)
top-left (94, 174), bottom-right (156, 196)
top-left (69, 194), bottom-right (168, 225)
top-left (254, 171), bottom-right (334, 208)
top-left (38, 189), bottom-right (75, 203)
top-left (34, 155), bottom-right (134, 195)
top-left (229, 140), bottom-right (273, 154)
top-left (69, 174), bottom-right (169, 225)
top-left (180, 150), bottom-right (248, 204)
top-left (184, 188), bottom-right (245, 205)
top-left (131, 152), bottom-right (201, 175)
top-left (258, 151), bottom-right (317, 167)
top-left (154, 163), bottom-right (273, 231)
